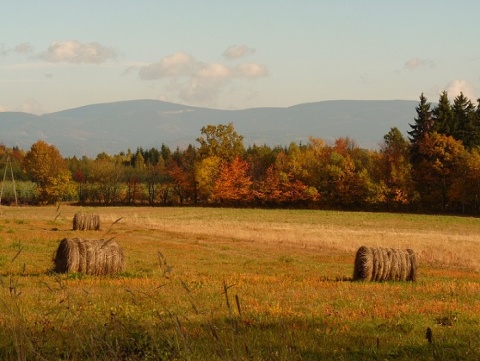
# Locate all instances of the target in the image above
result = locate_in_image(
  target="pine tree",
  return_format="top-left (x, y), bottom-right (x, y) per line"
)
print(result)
top-left (452, 92), bottom-right (480, 149)
top-left (433, 91), bottom-right (454, 136)
top-left (408, 93), bottom-right (433, 163)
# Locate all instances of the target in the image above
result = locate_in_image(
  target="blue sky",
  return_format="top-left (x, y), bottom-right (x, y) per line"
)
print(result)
top-left (1, 1), bottom-right (479, 114)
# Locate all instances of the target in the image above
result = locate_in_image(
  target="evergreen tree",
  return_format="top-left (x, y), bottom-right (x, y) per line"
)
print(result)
top-left (452, 92), bottom-right (480, 149)
top-left (408, 93), bottom-right (433, 163)
top-left (433, 91), bottom-right (454, 136)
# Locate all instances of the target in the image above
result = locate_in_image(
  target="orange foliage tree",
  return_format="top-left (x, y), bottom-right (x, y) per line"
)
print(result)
top-left (212, 157), bottom-right (253, 205)
top-left (23, 140), bottom-right (75, 203)
top-left (255, 162), bottom-right (319, 207)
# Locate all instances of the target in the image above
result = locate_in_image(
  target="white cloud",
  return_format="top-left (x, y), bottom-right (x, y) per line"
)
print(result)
top-left (236, 63), bottom-right (268, 78)
top-left (19, 98), bottom-right (45, 115)
top-left (0, 104), bottom-right (8, 112)
top-left (446, 80), bottom-right (476, 101)
top-left (139, 52), bottom-right (194, 80)
top-left (138, 51), bottom-right (268, 105)
top-left (223, 44), bottom-right (255, 60)
top-left (404, 58), bottom-right (435, 70)
top-left (15, 42), bottom-right (33, 54)
top-left (39, 40), bottom-right (117, 64)
top-left (196, 63), bottom-right (232, 79)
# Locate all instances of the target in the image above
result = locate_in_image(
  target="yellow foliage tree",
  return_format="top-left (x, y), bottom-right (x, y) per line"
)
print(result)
top-left (23, 140), bottom-right (75, 203)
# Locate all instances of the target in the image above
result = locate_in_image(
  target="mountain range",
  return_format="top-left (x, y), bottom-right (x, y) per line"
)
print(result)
top-left (0, 99), bottom-right (418, 158)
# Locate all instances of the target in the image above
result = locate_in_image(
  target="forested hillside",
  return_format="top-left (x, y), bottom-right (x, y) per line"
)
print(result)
top-left (2, 93), bottom-right (480, 214)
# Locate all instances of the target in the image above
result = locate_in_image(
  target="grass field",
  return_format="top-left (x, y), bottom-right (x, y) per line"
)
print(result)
top-left (0, 205), bottom-right (479, 360)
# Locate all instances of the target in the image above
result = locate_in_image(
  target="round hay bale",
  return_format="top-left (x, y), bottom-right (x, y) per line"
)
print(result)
top-left (353, 246), bottom-right (373, 281)
top-left (389, 249), bottom-right (401, 281)
top-left (372, 247), bottom-right (384, 281)
top-left (406, 249), bottom-right (418, 281)
top-left (353, 246), bottom-right (418, 282)
top-left (73, 213), bottom-right (101, 231)
top-left (398, 249), bottom-right (408, 281)
top-left (53, 237), bottom-right (125, 275)
top-left (380, 248), bottom-right (392, 282)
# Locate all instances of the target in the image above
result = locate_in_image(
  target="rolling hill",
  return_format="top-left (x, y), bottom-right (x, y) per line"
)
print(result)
top-left (0, 99), bottom-right (418, 157)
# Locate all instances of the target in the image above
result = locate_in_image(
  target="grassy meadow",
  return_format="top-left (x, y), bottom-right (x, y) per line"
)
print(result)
top-left (0, 205), bottom-right (480, 360)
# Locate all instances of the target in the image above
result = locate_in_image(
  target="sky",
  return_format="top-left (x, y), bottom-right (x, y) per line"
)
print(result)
top-left (1, 1), bottom-right (480, 115)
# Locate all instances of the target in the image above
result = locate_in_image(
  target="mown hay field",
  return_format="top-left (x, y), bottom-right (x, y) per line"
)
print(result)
top-left (0, 205), bottom-right (480, 360)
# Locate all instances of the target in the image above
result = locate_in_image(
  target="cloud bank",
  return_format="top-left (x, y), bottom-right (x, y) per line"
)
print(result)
top-left (137, 50), bottom-right (268, 104)
top-left (39, 40), bottom-right (117, 64)
top-left (446, 80), bottom-right (476, 101)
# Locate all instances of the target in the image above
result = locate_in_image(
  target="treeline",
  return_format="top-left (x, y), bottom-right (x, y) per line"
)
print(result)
top-left (2, 92), bottom-right (480, 213)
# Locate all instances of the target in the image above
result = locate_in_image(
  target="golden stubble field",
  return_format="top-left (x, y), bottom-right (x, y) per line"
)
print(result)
top-left (1, 205), bottom-right (480, 360)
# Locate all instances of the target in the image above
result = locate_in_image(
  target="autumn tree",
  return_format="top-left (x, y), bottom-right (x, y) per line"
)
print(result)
top-left (166, 145), bottom-right (197, 204)
top-left (196, 123), bottom-right (245, 162)
top-left (413, 132), bottom-right (466, 210)
top-left (245, 144), bottom-right (279, 183)
top-left (145, 157), bottom-right (168, 205)
top-left (456, 148), bottom-right (480, 211)
top-left (212, 157), bottom-right (253, 205)
top-left (23, 140), bottom-right (75, 204)
top-left (88, 155), bottom-right (125, 204)
top-left (378, 127), bottom-right (414, 208)
top-left (195, 156), bottom-right (221, 203)
top-left (125, 149), bottom-right (146, 204)
top-left (256, 162), bottom-right (319, 207)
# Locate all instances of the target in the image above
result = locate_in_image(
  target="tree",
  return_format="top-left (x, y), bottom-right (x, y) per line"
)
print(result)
top-left (256, 163), bottom-right (319, 207)
top-left (23, 140), bottom-right (75, 203)
top-left (413, 132), bottom-right (465, 210)
top-left (145, 158), bottom-right (167, 205)
top-left (408, 93), bottom-right (433, 164)
top-left (89, 157), bottom-right (125, 204)
top-left (196, 123), bottom-right (245, 162)
top-left (212, 157), bottom-right (253, 205)
top-left (433, 91), bottom-right (454, 136)
top-left (166, 145), bottom-right (197, 204)
top-left (378, 128), bottom-right (414, 208)
top-left (195, 156), bottom-right (221, 203)
top-left (452, 92), bottom-right (480, 149)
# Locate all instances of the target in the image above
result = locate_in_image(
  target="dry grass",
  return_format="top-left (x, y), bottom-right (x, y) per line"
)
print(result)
top-left (90, 207), bottom-right (480, 271)
top-left (0, 205), bottom-right (480, 359)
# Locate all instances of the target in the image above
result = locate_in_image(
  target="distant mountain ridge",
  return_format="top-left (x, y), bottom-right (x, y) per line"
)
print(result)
top-left (0, 99), bottom-right (418, 157)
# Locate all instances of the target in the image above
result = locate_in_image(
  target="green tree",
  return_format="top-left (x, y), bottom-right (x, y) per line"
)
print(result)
top-left (89, 157), bottom-right (125, 204)
top-left (23, 140), bottom-right (75, 203)
top-left (196, 123), bottom-right (245, 162)
top-left (408, 93), bottom-right (433, 164)
top-left (452, 92), bottom-right (480, 149)
top-left (433, 91), bottom-right (454, 136)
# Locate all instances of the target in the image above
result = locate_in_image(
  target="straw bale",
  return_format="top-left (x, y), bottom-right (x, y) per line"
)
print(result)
top-left (73, 213), bottom-right (101, 231)
top-left (53, 237), bottom-right (125, 275)
top-left (353, 246), bottom-right (417, 282)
